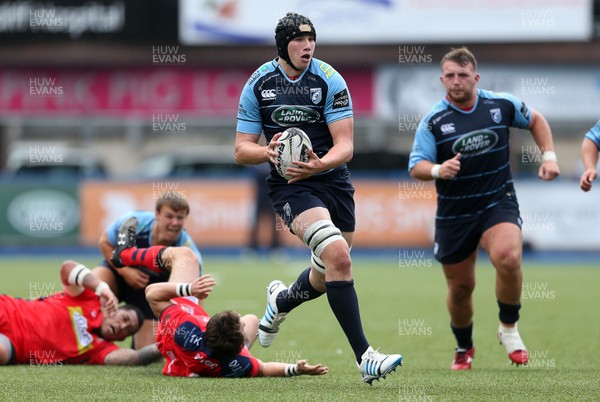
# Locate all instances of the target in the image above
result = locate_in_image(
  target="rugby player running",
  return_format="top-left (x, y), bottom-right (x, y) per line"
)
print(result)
top-left (233, 12), bottom-right (402, 384)
top-left (409, 47), bottom-right (560, 370)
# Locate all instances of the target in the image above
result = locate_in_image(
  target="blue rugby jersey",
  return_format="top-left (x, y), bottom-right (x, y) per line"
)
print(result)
top-left (584, 119), bottom-right (600, 149)
top-left (106, 211), bottom-right (202, 265)
top-left (236, 57), bottom-right (353, 178)
top-left (409, 89), bottom-right (532, 221)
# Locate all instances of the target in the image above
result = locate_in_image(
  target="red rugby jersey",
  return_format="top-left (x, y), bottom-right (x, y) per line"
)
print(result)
top-left (0, 289), bottom-right (118, 365)
top-left (156, 298), bottom-right (260, 378)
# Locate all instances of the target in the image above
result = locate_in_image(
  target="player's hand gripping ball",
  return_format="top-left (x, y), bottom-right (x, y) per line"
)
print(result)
top-left (275, 127), bottom-right (312, 180)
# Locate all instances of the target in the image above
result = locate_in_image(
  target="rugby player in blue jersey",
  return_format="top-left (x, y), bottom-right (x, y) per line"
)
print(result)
top-left (580, 120), bottom-right (600, 192)
top-left (234, 12), bottom-right (402, 384)
top-left (409, 47), bottom-right (560, 370)
top-left (92, 192), bottom-right (202, 349)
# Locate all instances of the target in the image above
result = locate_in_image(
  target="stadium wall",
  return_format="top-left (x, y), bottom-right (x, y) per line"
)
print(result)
top-left (1, 178), bottom-right (598, 251)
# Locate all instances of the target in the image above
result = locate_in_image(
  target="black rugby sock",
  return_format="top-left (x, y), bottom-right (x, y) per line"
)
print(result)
top-left (498, 301), bottom-right (521, 325)
top-left (276, 268), bottom-right (324, 313)
top-left (451, 322), bottom-right (474, 350)
top-left (325, 280), bottom-right (370, 363)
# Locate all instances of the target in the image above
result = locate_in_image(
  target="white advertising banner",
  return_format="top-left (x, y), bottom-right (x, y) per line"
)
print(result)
top-left (376, 64), bottom-right (600, 121)
top-left (179, 0), bottom-right (592, 45)
top-left (516, 180), bottom-right (600, 251)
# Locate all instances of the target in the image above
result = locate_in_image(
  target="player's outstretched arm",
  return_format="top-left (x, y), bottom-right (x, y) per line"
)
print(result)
top-left (103, 343), bottom-right (162, 366)
top-left (60, 260), bottom-right (118, 316)
top-left (145, 275), bottom-right (216, 317)
top-left (258, 359), bottom-right (328, 377)
top-left (580, 138), bottom-right (599, 192)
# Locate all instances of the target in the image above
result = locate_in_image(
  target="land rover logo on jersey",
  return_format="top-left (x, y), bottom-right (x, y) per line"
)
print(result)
top-left (490, 108), bottom-right (502, 124)
top-left (272, 106), bottom-right (320, 127)
top-left (452, 130), bottom-right (499, 156)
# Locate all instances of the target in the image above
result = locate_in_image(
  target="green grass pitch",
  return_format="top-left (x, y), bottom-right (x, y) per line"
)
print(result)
top-left (0, 255), bottom-right (599, 401)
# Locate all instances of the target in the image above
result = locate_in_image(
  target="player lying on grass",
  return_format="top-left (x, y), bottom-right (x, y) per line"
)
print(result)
top-left (112, 216), bottom-right (328, 378)
top-left (92, 192), bottom-right (203, 350)
top-left (0, 260), bottom-right (162, 366)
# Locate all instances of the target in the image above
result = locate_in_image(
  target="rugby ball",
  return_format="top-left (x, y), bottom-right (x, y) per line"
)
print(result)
top-left (275, 127), bottom-right (312, 180)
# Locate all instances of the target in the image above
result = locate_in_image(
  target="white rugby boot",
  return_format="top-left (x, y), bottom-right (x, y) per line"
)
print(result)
top-left (498, 324), bottom-right (528, 365)
top-left (358, 346), bottom-right (403, 385)
top-left (258, 280), bottom-right (288, 347)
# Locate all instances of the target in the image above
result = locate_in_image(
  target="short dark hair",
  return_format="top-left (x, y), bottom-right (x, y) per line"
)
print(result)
top-left (120, 304), bottom-right (145, 333)
top-left (440, 47), bottom-right (477, 71)
top-left (155, 192), bottom-right (189, 215)
top-left (205, 310), bottom-right (244, 360)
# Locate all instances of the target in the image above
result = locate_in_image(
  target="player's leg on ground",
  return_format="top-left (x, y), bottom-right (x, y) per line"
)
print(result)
top-left (291, 207), bottom-right (371, 358)
top-left (442, 251), bottom-right (477, 369)
top-left (442, 251), bottom-right (477, 328)
top-left (91, 266), bottom-right (119, 296)
top-left (481, 222), bottom-right (523, 315)
top-left (481, 222), bottom-right (528, 364)
top-left (242, 314), bottom-right (259, 349)
top-left (293, 207), bottom-right (402, 383)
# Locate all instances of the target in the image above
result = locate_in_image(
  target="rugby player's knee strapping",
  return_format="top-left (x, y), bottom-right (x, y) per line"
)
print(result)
top-left (303, 220), bottom-right (346, 274)
top-left (311, 253), bottom-right (326, 274)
